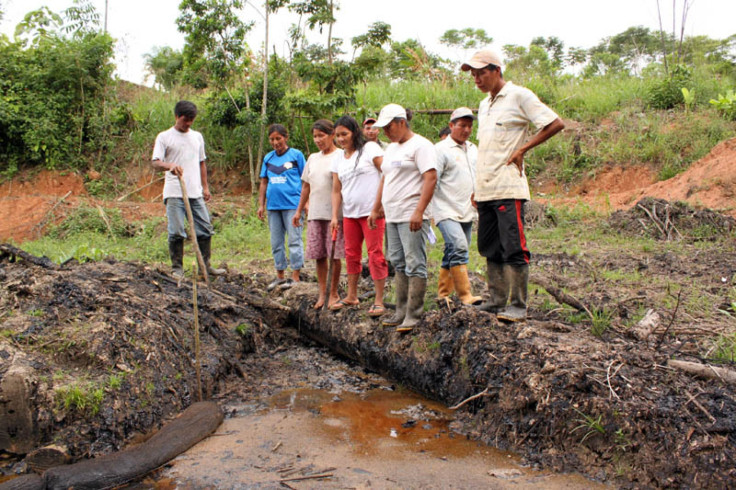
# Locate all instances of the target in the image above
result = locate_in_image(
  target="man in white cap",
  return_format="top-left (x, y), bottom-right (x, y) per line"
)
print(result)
top-left (369, 103), bottom-right (437, 333)
top-left (433, 107), bottom-right (482, 306)
top-left (462, 49), bottom-right (564, 322)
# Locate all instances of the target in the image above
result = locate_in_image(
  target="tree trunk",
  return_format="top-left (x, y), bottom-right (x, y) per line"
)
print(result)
top-left (327, 0), bottom-right (334, 64)
top-left (43, 402), bottom-right (223, 490)
top-left (256, 0), bottom-right (269, 194)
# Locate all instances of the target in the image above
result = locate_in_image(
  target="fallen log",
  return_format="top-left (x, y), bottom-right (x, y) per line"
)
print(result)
top-left (25, 445), bottom-right (71, 474)
top-left (0, 244), bottom-right (58, 270)
top-left (667, 359), bottom-right (736, 385)
top-left (531, 274), bottom-right (593, 318)
top-left (42, 401), bottom-right (223, 489)
top-left (0, 474), bottom-right (44, 490)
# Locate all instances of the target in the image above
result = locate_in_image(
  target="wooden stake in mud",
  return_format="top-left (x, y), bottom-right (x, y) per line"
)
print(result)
top-left (192, 261), bottom-right (203, 402)
top-left (177, 176), bottom-right (209, 286)
top-left (323, 226), bottom-right (338, 312)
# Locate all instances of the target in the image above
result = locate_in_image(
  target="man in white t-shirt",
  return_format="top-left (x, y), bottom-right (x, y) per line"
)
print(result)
top-left (152, 100), bottom-right (225, 279)
top-left (433, 107), bottom-right (482, 306)
top-left (462, 49), bottom-right (564, 322)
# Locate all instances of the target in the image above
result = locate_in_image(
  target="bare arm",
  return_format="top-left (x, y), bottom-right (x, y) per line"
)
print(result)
top-left (367, 176), bottom-right (385, 230)
top-left (507, 117), bottom-right (565, 176)
top-left (372, 155), bottom-right (383, 172)
top-left (292, 182), bottom-right (310, 227)
top-left (152, 158), bottom-right (183, 177)
top-left (199, 160), bottom-right (211, 201)
top-left (257, 177), bottom-right (268, 221)
top-left (409, 169), bottom-right (437, 232)
top-left (330, 174), bottom-right (343, 233)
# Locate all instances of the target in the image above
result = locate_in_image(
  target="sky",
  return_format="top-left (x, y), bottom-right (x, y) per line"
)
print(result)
top-left (2, 0), bottom-right (735, 85)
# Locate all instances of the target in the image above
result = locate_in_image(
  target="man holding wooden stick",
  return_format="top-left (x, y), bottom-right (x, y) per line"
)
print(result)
top-left (152, 100), bottom-right (225, 280)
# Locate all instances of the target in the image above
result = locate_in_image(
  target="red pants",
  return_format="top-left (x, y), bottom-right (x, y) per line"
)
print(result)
top-left (343, 217), bottom-right (388, 280)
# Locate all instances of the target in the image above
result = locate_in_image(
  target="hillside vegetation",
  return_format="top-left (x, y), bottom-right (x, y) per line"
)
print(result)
top-left (1, 1), bottom-right (735, 195)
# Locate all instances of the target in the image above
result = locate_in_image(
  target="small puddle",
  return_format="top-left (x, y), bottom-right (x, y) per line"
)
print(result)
top-left (164, 387), bottom-right (605, 489)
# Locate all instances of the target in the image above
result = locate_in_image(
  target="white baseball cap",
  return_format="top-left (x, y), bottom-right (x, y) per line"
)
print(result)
top-left (373, 103), bottom-right (407, 128)
top-left (450, 107), bottom-right (476, 122)
top-left (461, 49), bottom-right (503, 71)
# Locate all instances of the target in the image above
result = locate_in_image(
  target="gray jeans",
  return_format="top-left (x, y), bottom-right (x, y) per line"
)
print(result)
top-left (386, 221), bottom-right (430, 278)
top-left (165, 197), bottom-right (214, 240)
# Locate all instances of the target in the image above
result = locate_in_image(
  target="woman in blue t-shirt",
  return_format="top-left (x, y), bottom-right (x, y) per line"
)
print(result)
top-left (257, 124), bottom-right (306, 289)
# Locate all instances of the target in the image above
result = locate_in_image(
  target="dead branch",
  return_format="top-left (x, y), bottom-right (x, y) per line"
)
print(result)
top-left (656, 289), bottom-right (682, 349)
top-left (0, 244), bottom-right (59, 270)
top-left (96, 205), bottom-right (113, 236)
top-left (117, 176), bottom-right (165, 201)
top-left (684, 390), bottom-right (717, 424)
top-left (32, 190), bottom-right (72, 237)
top-left (449, 387), bottom-right (490, 410)
top-left (606, 362), bottom-right (622, 400)
top-left (667, 359), bottom-right (736, 385)
top-left (280, 473), bottom-right (334, 483)
top-left (532, 275), bottom-right (594, 321)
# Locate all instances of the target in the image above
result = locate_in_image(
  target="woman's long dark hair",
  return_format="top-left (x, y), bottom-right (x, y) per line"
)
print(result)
top-left (334, 115), bottom-right (366, 154)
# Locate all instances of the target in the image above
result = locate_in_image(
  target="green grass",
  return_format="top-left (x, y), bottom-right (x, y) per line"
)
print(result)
top-left (55, 382), bottom-right (105, 416)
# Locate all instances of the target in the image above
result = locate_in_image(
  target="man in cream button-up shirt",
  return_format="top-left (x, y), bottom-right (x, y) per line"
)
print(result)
top-left (432, 107), bottom-right (482, 306)
top-left (462, 49), bottom-right (565, 322)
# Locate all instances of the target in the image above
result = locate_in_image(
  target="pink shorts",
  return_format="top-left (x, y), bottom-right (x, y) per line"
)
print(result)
top-left (305, 220), bottom-right (345, 260)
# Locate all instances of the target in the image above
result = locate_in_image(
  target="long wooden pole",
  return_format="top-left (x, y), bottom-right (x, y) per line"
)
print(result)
top-left (176, 176), bottom-right (209, 286)
top-left (192, 262), bottom-right (203, 402)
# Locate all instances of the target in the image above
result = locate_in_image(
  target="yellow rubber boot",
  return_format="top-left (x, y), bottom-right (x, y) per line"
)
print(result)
top-left (436, 268), bottom-right (454, 299)
top-left (450, 264), bottom-right (482, 306)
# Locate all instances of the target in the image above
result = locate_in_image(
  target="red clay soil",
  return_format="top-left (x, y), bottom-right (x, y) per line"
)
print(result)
top-left (545, 137), bottom-right (736, 217)
top-left (0, 170), bottom-right (165, 243)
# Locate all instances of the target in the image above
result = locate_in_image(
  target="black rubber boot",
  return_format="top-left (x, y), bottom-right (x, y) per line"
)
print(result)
top-left (397, 276), bottom-right (427, 333)
top-left (169, 238), bottom-right (185, 279)
top-left (197, 236), bottom-right (225, 276)
top-left (497, 264), bottom-right (529, 322)
top-left (476, 260), bottom-right (509, 312)
top-left (382, 271), bottom-right (408, 327)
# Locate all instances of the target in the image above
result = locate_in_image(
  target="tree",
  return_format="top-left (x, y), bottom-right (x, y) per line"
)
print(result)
top-left (566, 46), bottom-right (588, 70)
top-left (439, 28), bottom-right (492, 50)
top-left (503, 43), bottom-right (556, 80)
top-left (439, 28), bottom-right (492, 63)
top-left (177, 0), bottom-right (253, 90)
top-left (531, 36), bottom-right (564, 72)
top-left (351, 21), bottom-right (391, 59)
top-left (1, 4), bottom-right (116, 172)
top-left (144, 46), bottom-right (184, 90)
top-left (280, 0), bottom-right (339, 63)
top-left (591, 26), bottom-right (659, 75)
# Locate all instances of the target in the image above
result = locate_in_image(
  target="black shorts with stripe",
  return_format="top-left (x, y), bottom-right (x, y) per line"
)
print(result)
top-left (476, 199), bottom-right (530, 266)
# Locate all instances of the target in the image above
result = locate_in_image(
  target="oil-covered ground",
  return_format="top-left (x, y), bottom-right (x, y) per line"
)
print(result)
top-left (1, 200), bottom-right (735, 488)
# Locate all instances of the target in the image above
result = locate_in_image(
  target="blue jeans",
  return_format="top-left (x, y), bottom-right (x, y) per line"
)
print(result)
top-left (268, 209), bottom-right (304, 271)
top-left (436, 219), bottom-right (472, 269)
top-left (165, 198), bottom-right (214, 240)
top-left (386, 221), bottom-right (429, 278)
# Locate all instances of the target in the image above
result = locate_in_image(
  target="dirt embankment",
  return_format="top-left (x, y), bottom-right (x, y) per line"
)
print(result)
top-left (278, 274), bottom-right (735, 488)
top-left (0, 248), bottom-right (280, 461)
top-left (541, 136), bottom-right (736, 218)
top-left (1, 241), bottom-right (735, 487)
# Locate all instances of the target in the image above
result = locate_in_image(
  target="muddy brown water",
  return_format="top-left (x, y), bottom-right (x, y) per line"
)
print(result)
top-left (161, 382), bottom-right (604, 488)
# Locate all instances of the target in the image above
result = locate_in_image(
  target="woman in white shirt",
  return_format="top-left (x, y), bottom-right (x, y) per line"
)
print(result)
top-left (330, 115), bottom-right (388, 316)
top-left (292, 119), bottom-right (345, 309)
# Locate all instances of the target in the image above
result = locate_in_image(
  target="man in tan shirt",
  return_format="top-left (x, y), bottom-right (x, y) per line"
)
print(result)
top-left (462, 49), bottom-right (564, 322)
